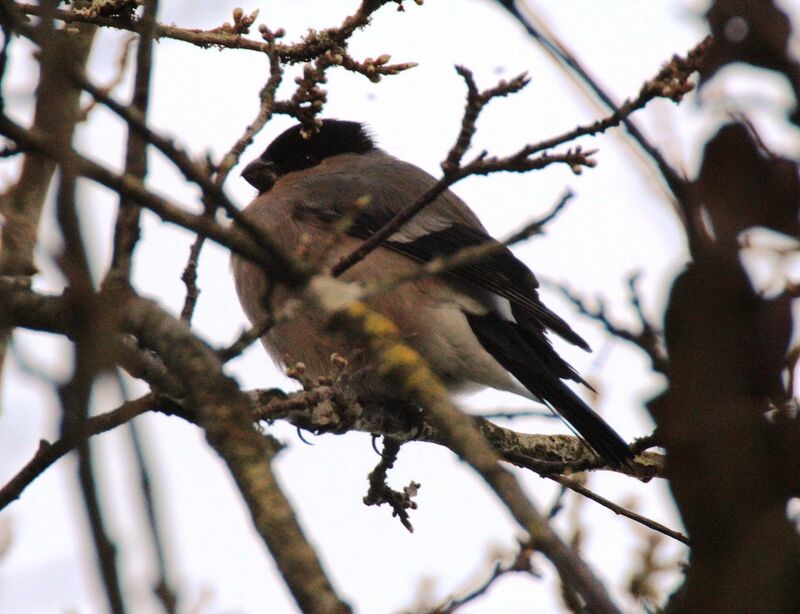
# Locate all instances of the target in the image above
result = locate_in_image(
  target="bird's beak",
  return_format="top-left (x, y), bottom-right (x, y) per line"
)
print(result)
top-left (242, 158), bottom-right (278, 193)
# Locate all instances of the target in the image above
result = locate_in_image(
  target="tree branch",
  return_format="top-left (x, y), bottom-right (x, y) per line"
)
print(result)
top-left (104, 0), bottom-right (157, 287)
top-left (0, 111), bottom-right (308, 284)
top-left (124, 295), bottom-right (352, 614)
top-left (302, 276), bottom-right (623, 612)
top-left (546, 474), bottom-right (689, 546)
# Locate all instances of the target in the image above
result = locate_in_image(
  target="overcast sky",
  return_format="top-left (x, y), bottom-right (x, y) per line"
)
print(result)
top-left (1, 1), bottom-right (796, 613)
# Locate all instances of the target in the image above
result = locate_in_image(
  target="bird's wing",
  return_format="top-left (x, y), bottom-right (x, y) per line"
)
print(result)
top-left (290, 163), bottom-right (589, 352)
top-left (291, 168), bottom-right (598, 389)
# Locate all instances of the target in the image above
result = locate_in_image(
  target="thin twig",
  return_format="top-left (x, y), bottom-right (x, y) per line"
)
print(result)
top-left (361, 190), bottom-right (577, 297)
top-left (124, 400), bottom-right (178, 612)
top-left (179, 234), bottom-right (204, 322)
top-left (547, 482), bottom-right (569, 519)
top-left (521, 45), bottom-right (704, 157)
top-left (434, 540), bottom-right (537, 613)
top-left (0, 24), bottom-right (11, 95)
top-left (0, 111), bottom-right (308, 283)
top-left (547, 474), bottom-right (690, 546)
top-left (332, 146), bottom-right (590, 277)
top-left (55, 144), bottom-right (126, 614)
top-left (106, 0), bottom-right (158, 286)
top-left (15, 1), bottom-right (417, 68)
top-left (218, 314), bottom-right (275, 363)
top-left (362, 437), bottom-right (419, 532)
top-left (442, 66), bottom-right (530, 172)
top-left (498, 2), bottom-right (709, 253)
top-left (176, 21), bottom-right (286, 324)
top-left (503, 189), bottom-right (575, 243)
top-left (78, 33), bottom-right (136, 120)
top-left (214, 21), bottom-right (284, 186)
top-left (553, 279), bottom-right (669, 374)
top-left (310, 283), bottom-right (623, 612)
top-left (330, 68), bottom-right (591, 277)
top-left (0, 395), bottom-right (154, 511)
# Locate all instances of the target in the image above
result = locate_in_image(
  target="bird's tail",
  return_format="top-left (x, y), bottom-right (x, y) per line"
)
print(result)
top-left (528, 374), bottom-right (633, 467)
top-left (466, 312), bottom-right (633, 466)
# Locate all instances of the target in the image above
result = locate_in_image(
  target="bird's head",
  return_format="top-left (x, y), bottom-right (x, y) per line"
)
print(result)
top-left (241, 119), bottom-right (375, 193)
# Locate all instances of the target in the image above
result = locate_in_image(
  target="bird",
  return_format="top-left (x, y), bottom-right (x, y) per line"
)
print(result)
top-left (232, 119), bottom-right (632, 466)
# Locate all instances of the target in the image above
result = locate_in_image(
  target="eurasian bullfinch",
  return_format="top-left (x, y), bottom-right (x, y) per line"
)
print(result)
top-left (232, 120), bottom-right (632, 465)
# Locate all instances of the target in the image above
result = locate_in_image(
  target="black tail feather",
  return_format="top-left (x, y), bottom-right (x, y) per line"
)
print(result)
top-left (466, 312), bottom-right (633, 466)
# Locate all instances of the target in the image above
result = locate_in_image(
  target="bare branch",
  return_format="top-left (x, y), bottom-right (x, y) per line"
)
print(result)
top-left (497, 3), bottom-right (709, 252)
top-left (330, 66), bottom-right (591, 277)
top-left (434, 540), bottom-right (537, 613)
top-left (362, 437), bottom-right (419, 532)
top-left (217, 314), bottom-right (275, 364)
top-left (331, 129), bottom-right (589, 277)
top-left (0, 278), bottom-right (351, 612)
top-left (104, 0), bottom-right (158, 287)
top-left (0, 111), bottom-right (308, 284)
top-left (0, 395), bottom-right (153, 511)
top-left (125, 295), bottom-right (353, 613)
top-left (179, 235), bottom-right (203, 322)
top-left (442, 65), bottom-right (530, 173)
top-left (546, 474), bottom-right (689, 546)
top-left (303, 277), bottom-right (623, 612)
top-left (553, 279), bottom-right (669, 375)
top-left (522, 39), bottom-right (710, 156)
top-left (0, 279), bottom-right (662, 506)
top-left (332, 35), bottom-right (710, 280)
top-left (15, 1), bottom-right (418, 66)
top-left (124, 401), bottom-right (178, 612)
top-left (214, 21), bottom-right (284, 186)
top-left (253, 385), bottom-right (662, 480)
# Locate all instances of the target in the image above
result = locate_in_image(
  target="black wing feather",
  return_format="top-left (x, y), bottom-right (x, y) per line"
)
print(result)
top-left (300, 201), bottom-right (590, 350)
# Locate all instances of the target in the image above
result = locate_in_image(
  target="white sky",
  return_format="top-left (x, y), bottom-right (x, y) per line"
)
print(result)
top-left (0, 1), bottom-right (797, 613)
